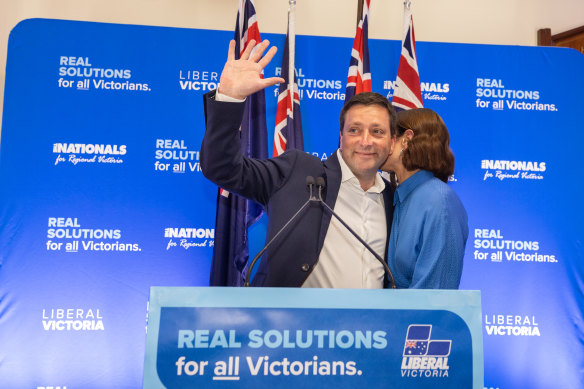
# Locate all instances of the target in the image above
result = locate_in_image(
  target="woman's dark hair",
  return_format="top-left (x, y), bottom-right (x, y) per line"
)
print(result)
top-left (397, 108), bottom-right (455, 183)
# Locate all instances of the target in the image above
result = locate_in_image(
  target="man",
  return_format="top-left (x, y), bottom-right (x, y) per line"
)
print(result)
top-left (201, 39), bottom-right (397, 288)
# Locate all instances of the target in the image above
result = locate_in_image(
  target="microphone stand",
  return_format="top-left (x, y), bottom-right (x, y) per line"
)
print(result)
top-left (244, 176), bottom-right (317, 286)
top-left (243, 176), bottom-right (397, 289)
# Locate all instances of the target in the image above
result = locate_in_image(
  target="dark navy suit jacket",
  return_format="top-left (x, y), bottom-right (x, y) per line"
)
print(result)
top-left (201, 91), bottom-right (394, 287)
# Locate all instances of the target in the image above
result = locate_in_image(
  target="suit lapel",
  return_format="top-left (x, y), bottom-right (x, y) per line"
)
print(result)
top-left (381, 180), bottom-right (395, 262)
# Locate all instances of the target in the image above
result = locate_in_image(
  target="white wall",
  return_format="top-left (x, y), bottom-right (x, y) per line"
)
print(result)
top-left (0, 0), bottom-right (583, 134)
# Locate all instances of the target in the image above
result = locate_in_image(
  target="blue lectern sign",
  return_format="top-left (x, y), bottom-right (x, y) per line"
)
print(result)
top-left (143, 287), bottom-right (483, 388)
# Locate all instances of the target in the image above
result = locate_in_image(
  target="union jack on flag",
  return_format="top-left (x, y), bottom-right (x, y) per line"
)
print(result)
top-left (345, 0), bottom-right (372, 102)
top-left (234, 0), bottom-right (261, 64)
top-left (404, 340), bottom-right (429, 356)
top-left (392, 0), bottom-right (423, 111)
top-left (209, 0), bottom-right (268, 286)
top-left (273, 15), bottom-right (304, 157)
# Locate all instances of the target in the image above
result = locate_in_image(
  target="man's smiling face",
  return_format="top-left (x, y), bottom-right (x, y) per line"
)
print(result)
top-left (340, 104), bottom-right (393, 189)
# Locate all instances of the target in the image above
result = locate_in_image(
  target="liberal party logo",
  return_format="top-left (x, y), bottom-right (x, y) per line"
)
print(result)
top-left (401, 324), bottom-right (451, 378)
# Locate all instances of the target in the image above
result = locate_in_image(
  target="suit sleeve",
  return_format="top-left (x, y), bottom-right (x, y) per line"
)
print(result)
top-left (200, 91), bottom-right (297, 206)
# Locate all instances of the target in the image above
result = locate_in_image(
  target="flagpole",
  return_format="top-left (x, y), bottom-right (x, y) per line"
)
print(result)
top-left (356, 0), bottom-right (364, 27)
top-left (403, 1), bottom-right (412, 40)
top-left (288, 0), bottom-right (296, 119)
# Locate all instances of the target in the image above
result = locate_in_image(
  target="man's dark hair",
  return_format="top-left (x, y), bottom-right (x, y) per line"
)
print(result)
top-left (339, 92), bottom-right (397, 137)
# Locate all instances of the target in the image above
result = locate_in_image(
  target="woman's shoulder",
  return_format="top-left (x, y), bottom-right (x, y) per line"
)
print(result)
top-left (407, 173), bottom-right (467, 228)
top-left (415, 175), bottom-right (463, 208)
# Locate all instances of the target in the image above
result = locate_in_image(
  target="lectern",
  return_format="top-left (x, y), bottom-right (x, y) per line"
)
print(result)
top-left (143, 287), bottom-right (483, 388)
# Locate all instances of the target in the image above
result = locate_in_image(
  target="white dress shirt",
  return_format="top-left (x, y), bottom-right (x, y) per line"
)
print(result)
top-left (302, 150), bottom-right (387, 288)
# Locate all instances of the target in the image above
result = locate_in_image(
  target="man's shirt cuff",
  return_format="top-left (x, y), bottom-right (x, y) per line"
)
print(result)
top-left (215, 90), bottom-right (245, 103)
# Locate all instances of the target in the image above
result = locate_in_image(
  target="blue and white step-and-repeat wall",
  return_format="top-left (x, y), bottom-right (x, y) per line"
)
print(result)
top-left (0, 18), bottom-right (582, 389)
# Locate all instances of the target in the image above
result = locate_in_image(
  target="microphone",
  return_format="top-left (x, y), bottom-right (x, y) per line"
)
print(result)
top-left (244, 176), bottom-right (318, 286)
top-left (315, 177), bottom-right (397, 289)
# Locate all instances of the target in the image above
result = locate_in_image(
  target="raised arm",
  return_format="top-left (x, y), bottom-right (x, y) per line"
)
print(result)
top-left (201, 40), bottom-right (292, 205)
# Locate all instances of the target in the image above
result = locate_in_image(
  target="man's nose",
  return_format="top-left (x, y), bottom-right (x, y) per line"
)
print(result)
top-left (359, 131), bottom-right (372, 146)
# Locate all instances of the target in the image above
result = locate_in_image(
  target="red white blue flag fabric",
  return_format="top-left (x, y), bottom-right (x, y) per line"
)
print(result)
top-left (392, 1), bottom-right (423, 111)
top-left (209, 0), bottom-right (268, 286)
top-left (345, 0), bottom-right (372, 102)
top-left (273, 9), bottom-right (304, 157)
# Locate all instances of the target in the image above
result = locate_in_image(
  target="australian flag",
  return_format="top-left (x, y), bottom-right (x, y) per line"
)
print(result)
top-left (392, 1), bottom-right (423, 111)
top-left (273, 18), bottom-right (304, 157)
top-left (345, 0), bottom-right (372, 102)
top-left (403, 325), bottom-right (452, 356)
top-left (209, 0), bottom-right (268, 286)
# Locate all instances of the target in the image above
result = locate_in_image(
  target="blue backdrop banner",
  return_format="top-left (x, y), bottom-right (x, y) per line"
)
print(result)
top-left (0, 18), bottom-right (583, 389)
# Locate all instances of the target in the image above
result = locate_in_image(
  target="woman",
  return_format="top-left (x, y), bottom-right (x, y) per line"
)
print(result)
top-left (382, 108), bottom-right (468, 289)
